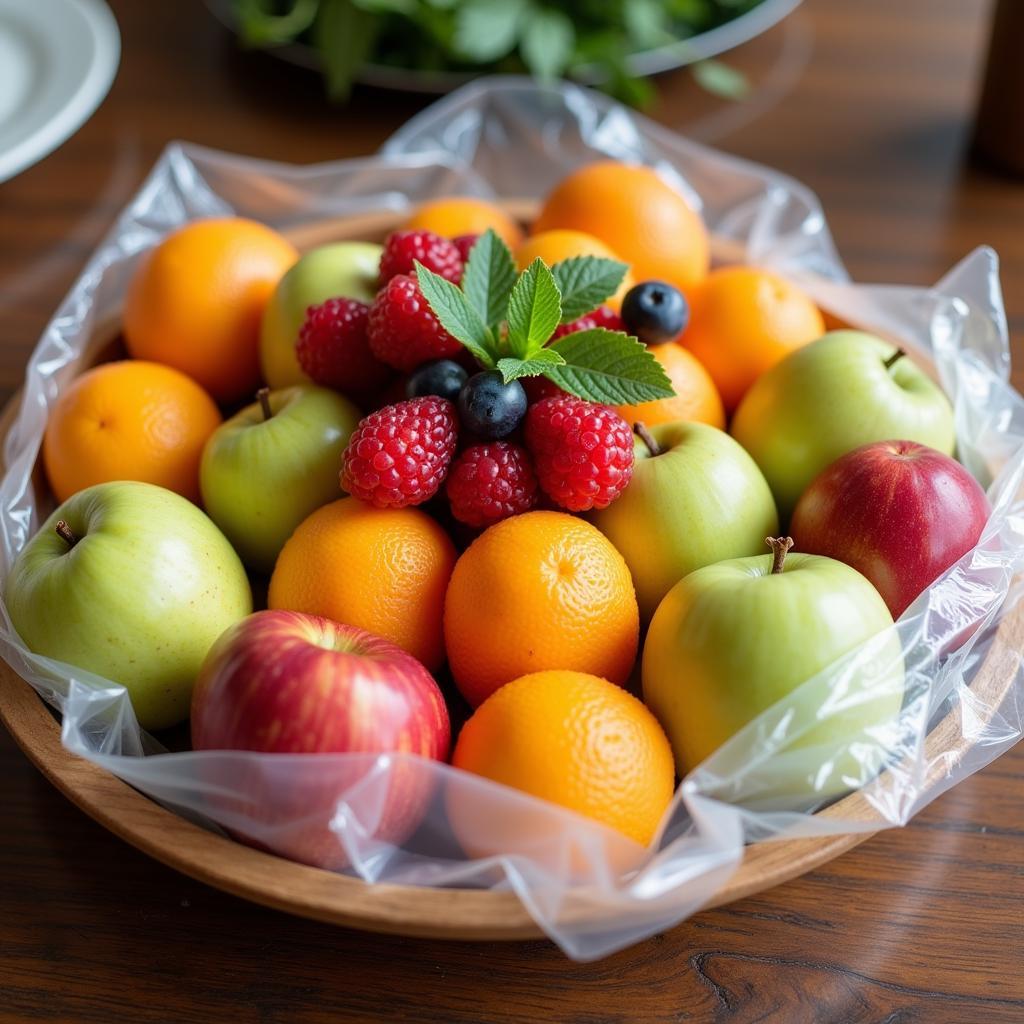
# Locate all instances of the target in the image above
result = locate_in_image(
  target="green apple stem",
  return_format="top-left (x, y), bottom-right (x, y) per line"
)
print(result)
top-left (257, 387), bottom-right (273, 421)
top-left (883, 347), bottom-right (906, 370)
top-left (766, 536), bottom-right (794, 574)
top-left (55, 520), bottom-right (78, 549)
top-left (633, 422), bottom-right (661, 458)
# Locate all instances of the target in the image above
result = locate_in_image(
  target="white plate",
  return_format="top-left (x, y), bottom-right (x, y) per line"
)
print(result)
top-left (0, 0), bottom-right (119, 183)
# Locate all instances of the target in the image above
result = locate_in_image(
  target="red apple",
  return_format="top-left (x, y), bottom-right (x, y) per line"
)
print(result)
top-left (790, 440), bottom-right (990, 619)
top-left (191, 609), bottom-right (450, 868)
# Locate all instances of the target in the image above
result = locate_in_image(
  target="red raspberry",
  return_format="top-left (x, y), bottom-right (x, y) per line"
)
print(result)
top-left (452, 234), bottom-right (480, 264)
top-left (295, 298), bottom-right (392, 397)
top-left (446, 443), bottom-right (538, 527)
top-left (367, 274), bottom-right (463, 372)
top-left (380, 230), bottom-right (463, 284)
top-left (524, 396), bottom-right (634, 512)
top-left (340, 397), bottom-right (458, 508)
top-left (552, 305), bottom-right (625, 339)
top-left (522, 375), bottom-right (567, 404)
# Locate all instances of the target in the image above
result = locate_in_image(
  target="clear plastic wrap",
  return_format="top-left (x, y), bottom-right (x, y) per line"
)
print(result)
top-left (2, 78), bottom-right (1023, 961)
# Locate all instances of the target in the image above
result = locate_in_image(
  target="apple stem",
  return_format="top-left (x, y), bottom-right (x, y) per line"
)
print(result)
top-left (634, 422), bottom-right (661, 458)
top-left (257, 387), bottom-right (273, 421)
top-left (766, 536), bottom-right (794, 574)
top-left (55, 520), bottom-right (78, 549)
top-left (883, 348), bottom-right (906, 370)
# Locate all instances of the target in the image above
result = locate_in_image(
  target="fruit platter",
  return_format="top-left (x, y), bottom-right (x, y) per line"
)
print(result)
top-left (2, 82), bottom-right (1024, 961)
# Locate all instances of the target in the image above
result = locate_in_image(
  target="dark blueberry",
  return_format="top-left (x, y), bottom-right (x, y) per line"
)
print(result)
top-left (406, 359), bottom-right (469, 403)
top-left (457, 371), bottom-right (528, 440)
top-left (621, 280), bottom-right (689, 345)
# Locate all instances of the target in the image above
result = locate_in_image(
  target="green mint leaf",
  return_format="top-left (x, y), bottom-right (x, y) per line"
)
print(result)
top-left (496, 350), bottom-right (566, 384)
top-left (414, 262), bottom-right (495, 368)
top-left (551, 256), bottom-right (628, 322)
top-left (545, 328), bottom-right (675, 404)
top-left (692, 59), bottom-right (751, 101)
top-left (506, 258), bottom-right (562, 359)
top-left (520, 9), bottom-right (575, 81)
top-left (453, 0), bottom-right (527, 62)
top-left (460, 228), bottom-right (517, 329)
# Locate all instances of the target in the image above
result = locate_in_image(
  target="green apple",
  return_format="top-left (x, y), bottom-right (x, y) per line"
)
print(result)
top-left (731, 330), bottom-right (955, 519)
top-left (200, 386), bottom-right (360, 573)
top-left (6, 481), bottom-right (252, 731)
top-left (642, 538), bottom-right (904, 800)
top-left (260, 242), bottom-right (382, 388)
top-left (590, 422), bottom-right (779, 622)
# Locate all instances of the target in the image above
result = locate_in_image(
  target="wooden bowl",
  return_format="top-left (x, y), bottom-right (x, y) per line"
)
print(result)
top-left (1, 204), bottom-right (1020, 942)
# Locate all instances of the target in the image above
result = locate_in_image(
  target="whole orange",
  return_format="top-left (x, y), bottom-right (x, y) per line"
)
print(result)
top-left (532, 161), bottom-right (710, 294)
top-left (615, 343), bottom-right (725, 429)
top-left (680, 266), bottom-right (825, 411)
top-left (444, 511), bottom-right (639, 708)
top-left (123, 217), bottom-right (298, 403)
top-left (515, 230), bottom-right (634, 310)
top-left (268, 498), bottom-right (456, 670)
top-left (451, 670), bottom-right (675, 847)
top-left (403, 196), bottom-right (524, 249)
top-left (42, 360), bottom-right (221, 504)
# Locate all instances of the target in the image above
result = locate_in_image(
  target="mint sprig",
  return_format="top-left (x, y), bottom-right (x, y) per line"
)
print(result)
top-left (497, 350), bottom-right (567, 384)
top-left (551, 256), bottom-right (628, 322)
top-left (545, 329), bottom-right (673, 404)
top-left (461, 228), bottom-right (517, 328)
top-left (414, 261), bottom-right (495, 368)
top-left (415, 229), bottom-right (674, 407)
top-left (507, 258), bottom-right (562, 358)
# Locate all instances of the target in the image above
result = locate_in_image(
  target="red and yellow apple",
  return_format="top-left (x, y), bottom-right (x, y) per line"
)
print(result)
top-left (790, 440), bottom-right (991, 619)
top-left (190, 609), bottom-right (450, 868)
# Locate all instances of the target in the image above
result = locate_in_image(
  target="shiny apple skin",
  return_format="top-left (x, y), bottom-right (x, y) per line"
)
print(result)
top-left (731, 331), bottom-right (956, 519)
top-left (790, 440), bottom-right (990, 619)
top-left (192, 609), bottom-right (449, 756)
top-left (190, 609), bottom-right (450, 868)
top-left (259, 242), bottom-right (383, 389)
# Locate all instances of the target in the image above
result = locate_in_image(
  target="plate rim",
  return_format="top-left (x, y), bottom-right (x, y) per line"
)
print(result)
top-left (0, 0), bottom-right (120, 183)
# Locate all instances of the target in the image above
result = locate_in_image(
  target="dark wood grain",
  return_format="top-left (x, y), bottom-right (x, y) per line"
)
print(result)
top-left (2, 0), bottom-right (1023, 1020)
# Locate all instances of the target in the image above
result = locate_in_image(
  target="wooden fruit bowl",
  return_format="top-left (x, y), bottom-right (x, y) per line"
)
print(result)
top-left (1, 204), bottom-right (1020, 942)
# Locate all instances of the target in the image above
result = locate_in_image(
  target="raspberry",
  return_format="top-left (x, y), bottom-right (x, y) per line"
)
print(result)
top-left (452, 234), bottom-right (480, 264)
top-left (380, 230), bottom-right (463, 284)
top-left (295, 298), bottom-right (392, 397)
top-left (524, 396), bottom-right (634, 512)
top-left (340, 397), bottom-right (458, 508)
top-left (552, 305), bottom-right (625, 339)
top-left (446, 442), bottom-right (538, 527)
top-left (367, 274), bottom-right (463, 372)
top-left (522, 375), bottom-right (567, 404)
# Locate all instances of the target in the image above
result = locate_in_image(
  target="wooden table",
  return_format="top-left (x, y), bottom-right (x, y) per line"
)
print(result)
top-left (2, 0), bottom-right (1023, 1019)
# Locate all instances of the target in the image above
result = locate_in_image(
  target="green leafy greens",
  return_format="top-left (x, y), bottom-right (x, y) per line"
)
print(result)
top-left (232, 0), bottom-right (761, 104)
top-left (414, 230), bottom-right (674, 406)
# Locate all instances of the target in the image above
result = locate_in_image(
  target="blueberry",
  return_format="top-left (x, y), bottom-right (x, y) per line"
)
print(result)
top-left (457, 371), bottom-right (528, 439)
top-left (406, 359), bottom-right (469, 403)
top-left (621, 280), bottom-right (689, 345)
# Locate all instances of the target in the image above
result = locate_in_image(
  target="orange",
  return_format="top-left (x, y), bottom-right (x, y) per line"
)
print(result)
top-left (123, 217), bottom-right (298, 404)
top-left (42, 360), bottom-right (221, 504)
top-left (403, 196), bottom-right (524, 249)
top-left (680, 266), bottom-right (825, 411)
top-left (444, 511), bottom-right (639, 708)
top-left (452, 670), bottom-right (675, 847)
top-left (532, 161), bottom-right (710, 295)
top-left (515, 230), bottom-right (634, 311)
top-left (268, 498), bottom-right (456, 670)
top-left (615, 343), bottom-right (725, 430)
